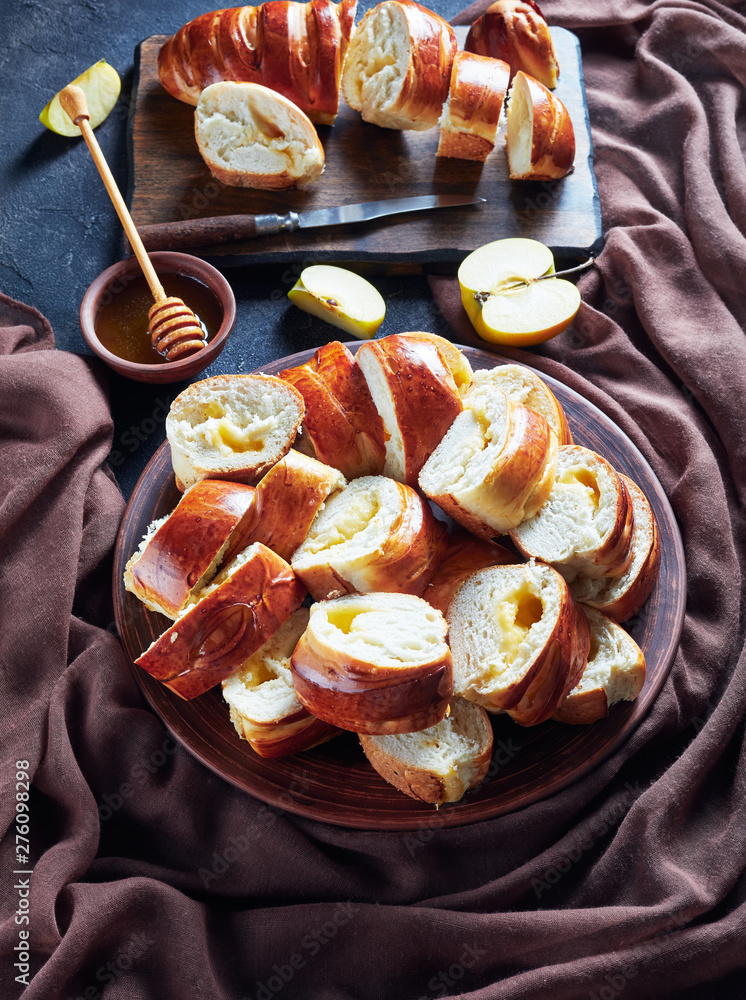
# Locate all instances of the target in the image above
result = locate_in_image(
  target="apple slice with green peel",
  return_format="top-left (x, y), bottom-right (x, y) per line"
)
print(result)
top-left (288, 265), bottom-right (386, 340)
top-left (40, 60), bottom-right (121, 136)
top-left (458, 238), bottom-right (555, 327)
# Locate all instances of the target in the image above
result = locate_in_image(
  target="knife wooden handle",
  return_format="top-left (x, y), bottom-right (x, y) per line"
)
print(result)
top-left (137, 215), bottom-right (263, 252)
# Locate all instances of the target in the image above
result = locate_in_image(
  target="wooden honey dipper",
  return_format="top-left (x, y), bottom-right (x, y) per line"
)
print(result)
top-left (59, 85), bottom-right (207, 362)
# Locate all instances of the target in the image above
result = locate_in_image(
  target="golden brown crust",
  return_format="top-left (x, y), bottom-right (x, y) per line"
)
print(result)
top-left (437, 51), bottom-right (510, 162)
top-left (506, 71), bottom-right (575, 181)
top-left (581, 475), bottom-right (661, 623)
top-left (291, 613), bottom-right (453, 735)
top-left (231, 708), bottom-right (340, 757)
top-left (425, 529), bottom-right (517, 617)
top-left (135, 544), bottom-right (306, 700)
top-left (465, 0), bottom-right (559, 89)
top-left (342, 0), bottom-right (458, 131)
top-left (292, 479), bottom-right (448, 601)
top-left (506, 585), bottom-right (590, 725)
top-left (357, 332), bottom-right (465, 488)
top-left (125, 480), bottom-right (255, 618)
top-left (358, 702), bottom-right (493, 803)
top-left (552, 686), bottom-right (608, 725)
top-left (194, 82), bottom-right (325, 190)
top-left (222, 451), bottom-right (345, 564)
top-left (552, 607), bottom-right (646, 724)
top-left (279, 341), bottom-right (386, 479)
top-left (157, 0), bottom-right (357, 124)
top-left (421, 398), bottom-right (558, 540)
top-left (510, 447), bottom-right (636, 579)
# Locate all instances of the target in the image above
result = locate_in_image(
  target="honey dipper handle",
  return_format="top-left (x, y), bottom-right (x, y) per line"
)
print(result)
top-left (59, 85), bottom-right (166, 303)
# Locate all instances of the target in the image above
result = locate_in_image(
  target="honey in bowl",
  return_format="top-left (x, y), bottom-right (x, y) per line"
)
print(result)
top-left (94, 272), bottom-right (223, 365)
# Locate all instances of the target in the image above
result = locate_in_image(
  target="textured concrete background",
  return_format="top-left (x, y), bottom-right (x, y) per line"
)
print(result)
top-left (1, 0), bottom-right (471, 497)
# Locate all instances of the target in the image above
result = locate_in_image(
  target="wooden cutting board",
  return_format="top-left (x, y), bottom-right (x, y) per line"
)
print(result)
top-left (128, 27), bottom-right (603, 270)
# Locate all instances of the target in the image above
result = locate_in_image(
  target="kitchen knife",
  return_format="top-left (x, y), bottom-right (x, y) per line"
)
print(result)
top-left (137, 194), bottom-right (486, 252)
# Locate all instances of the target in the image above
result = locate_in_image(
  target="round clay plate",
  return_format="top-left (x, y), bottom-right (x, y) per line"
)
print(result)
top-left (113, 345), bottom-right (686, 830)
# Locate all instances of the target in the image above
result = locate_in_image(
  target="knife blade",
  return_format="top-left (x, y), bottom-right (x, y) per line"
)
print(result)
top-left (137, 195), bottom-right (486, 252)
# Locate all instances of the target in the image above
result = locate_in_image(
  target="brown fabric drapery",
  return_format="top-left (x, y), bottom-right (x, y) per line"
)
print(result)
top-left (2, 2), bottom-right (746, 997)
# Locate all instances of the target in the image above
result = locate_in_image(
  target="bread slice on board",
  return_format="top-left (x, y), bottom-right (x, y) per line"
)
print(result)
top-left (341, 0), bottom-right (457, 130)
top-left (195, 81), bottom-right (325, 190)
top-left (437, 51), bottom-right (510, 162)
top-left (465, 0), bottom-right (560, 89)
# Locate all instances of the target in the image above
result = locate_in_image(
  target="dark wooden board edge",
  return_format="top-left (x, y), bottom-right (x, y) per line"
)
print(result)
top-left (125, 27), bottom-right (604, 272)
top-left (113, 346), bottom-right (684, 830)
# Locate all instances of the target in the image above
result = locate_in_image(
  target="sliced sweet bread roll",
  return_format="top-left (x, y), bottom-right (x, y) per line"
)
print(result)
top-left (359, 697), bottom-right (493, 804)
top-left (135, 543), bottom-right (306, 700)
top-left (552, 607), bottom-right (645, 724)
top-left (424, 529), bottom-right (517, 617)
top-left (291, 475), bottom-right (447, 601)
top-left (569, 475), bottom-right (661, 623)
top-left (222, 608), bottom-right (340, 757)
top-left (166, 374), bottom-right (305, 492)
top-left (511, 445), bottom-right (635, 581)
top-left (418, 380), bottom-right (558, 538)
top-left (437, 51), bottom-right (510, 162)
top-left (291, 592), bottom-right (453, 734)
top-left (279, 340), bottom-right (386, 479)
top-left (222, 450), bottom-right (346, 565)
top-left (448, 561), bottom-right (589, 726)
top-left (471, 363), bottom-right (572, 445)
top-left (341, 0), bottom-right (457, 130)
top-left (124, 479), bottom-right (255, 619)
top-left (465, 0), bottom-right (560, 89)
top-left (195, 82), bottom-right (325, 190)
top-left (505, 70), bottom-right (575, 181)
top-left (356, 333), bottom-right (469, 487)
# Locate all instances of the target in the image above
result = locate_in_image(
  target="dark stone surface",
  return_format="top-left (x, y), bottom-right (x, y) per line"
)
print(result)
top-left (1, 0), bottom-right (469, 498)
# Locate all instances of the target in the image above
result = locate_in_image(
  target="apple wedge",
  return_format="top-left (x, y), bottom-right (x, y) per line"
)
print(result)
top-left (288, 265), bottom-right (386, 339)
top-left (40, 59), bottom-right (120, 136)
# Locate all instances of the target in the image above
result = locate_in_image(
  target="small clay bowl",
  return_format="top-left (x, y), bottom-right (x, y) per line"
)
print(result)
top-left (80, 252), bottom-right (236, 384)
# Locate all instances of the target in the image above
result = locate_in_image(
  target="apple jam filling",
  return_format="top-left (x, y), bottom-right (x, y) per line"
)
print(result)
top-left (300, 491), bottom-right (381, 554)
top-left (559, 464), bottom-right (602, 508)
top-left (315, 594), bottom-right (448, 667)
top-left (177, 396), bottom-right (286, 455)
top-left (493, 585), bottom-right (544, 666)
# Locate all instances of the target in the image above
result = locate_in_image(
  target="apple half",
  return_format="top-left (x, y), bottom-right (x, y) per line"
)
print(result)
top-left (40, 59), bottom-right (121, 136)
top-left (288, 265), bottom-right (386, 340)
top-left (458, 237), bottom-right (580, 347)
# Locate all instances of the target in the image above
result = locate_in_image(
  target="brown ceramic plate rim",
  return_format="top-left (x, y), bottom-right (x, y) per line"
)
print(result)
top-left (113, 345), bottom-right (686, 830)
